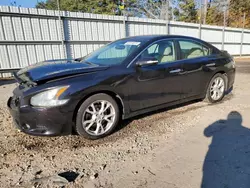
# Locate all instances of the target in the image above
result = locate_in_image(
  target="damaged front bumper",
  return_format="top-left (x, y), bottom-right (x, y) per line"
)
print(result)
top-left (7, 96), bottom-right (73, 136)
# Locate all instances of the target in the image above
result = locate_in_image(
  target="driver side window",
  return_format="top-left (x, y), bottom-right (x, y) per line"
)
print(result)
top-left (140, 40), bottom-right (176, 64)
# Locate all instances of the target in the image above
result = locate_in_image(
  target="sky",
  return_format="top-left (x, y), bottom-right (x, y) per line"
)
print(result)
top-left (0, 0), bottom-right (45, 8)
top-left (0, 0), bottom-right (228, 9)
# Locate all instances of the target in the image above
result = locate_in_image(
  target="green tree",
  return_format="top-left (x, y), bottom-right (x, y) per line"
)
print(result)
top-left (36, 0), bottom-right (124, 15)
top-left (229, 0), bottom-right (250, 28)
top-left (36, 0), bottom-right (173, 19)
top-left (206, 5), bottom-right (224, 26)
top-left (176, 0), bottom-right (197, 23)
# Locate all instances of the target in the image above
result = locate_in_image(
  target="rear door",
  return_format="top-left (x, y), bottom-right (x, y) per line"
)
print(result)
top-left (176, 39), bottom-right (217, 98)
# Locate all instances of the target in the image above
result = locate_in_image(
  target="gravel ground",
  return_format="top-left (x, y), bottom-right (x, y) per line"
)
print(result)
top-left (0, 61), bottom-right (249, 188)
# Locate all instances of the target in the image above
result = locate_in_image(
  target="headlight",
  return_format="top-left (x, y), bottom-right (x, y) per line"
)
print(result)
top-left (30, 86), bottom-right (69, 107)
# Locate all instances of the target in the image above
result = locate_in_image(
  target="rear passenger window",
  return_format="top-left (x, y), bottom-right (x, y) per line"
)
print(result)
top-left (178, 40), bottom-right (210, 60)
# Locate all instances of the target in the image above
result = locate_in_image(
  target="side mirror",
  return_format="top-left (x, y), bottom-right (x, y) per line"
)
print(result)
top-left (136, 57), bottom-right (158, 67)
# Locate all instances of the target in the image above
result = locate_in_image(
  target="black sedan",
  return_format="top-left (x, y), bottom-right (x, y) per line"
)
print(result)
top-left (8, 35), bottom-right (235, 139)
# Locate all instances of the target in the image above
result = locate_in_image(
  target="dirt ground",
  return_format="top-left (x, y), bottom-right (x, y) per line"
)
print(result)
top-left (0, 60), bottom-right (250, 188)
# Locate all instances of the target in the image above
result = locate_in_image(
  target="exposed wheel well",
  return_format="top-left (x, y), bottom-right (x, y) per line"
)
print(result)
top-left (72, 91), bottom-right (124, 124)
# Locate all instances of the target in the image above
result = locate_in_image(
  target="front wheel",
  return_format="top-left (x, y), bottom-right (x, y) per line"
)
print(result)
top-left (205, 73), bottom-right (227, 103)
top-left (76, 94), bottom-right (120, 140)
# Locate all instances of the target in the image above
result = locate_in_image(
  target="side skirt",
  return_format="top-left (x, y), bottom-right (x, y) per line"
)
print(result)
top-left (123, 94), bottom-right (204, 120)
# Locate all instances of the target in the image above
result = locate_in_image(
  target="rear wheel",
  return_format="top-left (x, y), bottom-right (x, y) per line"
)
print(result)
top-left (76, 94), bottom-right (120, 140)
top-left (205, 73), bottom-right (226, 103)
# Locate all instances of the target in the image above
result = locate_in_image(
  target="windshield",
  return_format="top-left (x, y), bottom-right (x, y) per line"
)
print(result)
top-left (81, 39), bottom-right (145, 66)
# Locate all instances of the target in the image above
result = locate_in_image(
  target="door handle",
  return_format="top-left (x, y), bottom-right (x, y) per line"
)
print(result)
top-left (206, 63), bottom-right (216, 67)
top-left (170, 69), bottom-right (182, 74)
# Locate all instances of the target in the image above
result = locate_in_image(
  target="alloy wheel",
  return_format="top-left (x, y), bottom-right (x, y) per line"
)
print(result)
top-left (82, 100), bottom-right (116, 136)
top-left (210, 77), bottom-right (225, 101)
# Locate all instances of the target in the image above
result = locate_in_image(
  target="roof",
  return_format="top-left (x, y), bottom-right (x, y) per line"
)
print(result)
top-left (124, 35), bottom-right (201, 42)
top-left (122, 35), bottom-right (214, 48)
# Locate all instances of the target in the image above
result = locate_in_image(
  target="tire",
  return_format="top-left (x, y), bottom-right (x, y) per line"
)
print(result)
top-left (75, 93), bottom-right (120, 140)
top-left (205, 73), bottom-right (227, 103)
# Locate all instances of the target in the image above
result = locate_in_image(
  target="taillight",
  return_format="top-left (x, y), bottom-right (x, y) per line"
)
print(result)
top-left (231, 57), bottom-right (236, 68)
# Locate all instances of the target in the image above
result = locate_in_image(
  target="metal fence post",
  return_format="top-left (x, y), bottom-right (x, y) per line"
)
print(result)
top-left (198, 22), bottom-right (202, 39)
top-left (222, 28), bottom-right (225, 51)
top-left (240, 13), bottom-right (246, 56)
top-left (166, 0), bottom-right (169, 35)
top-left (166, 20), bottom-right (169, 35)
top-left (198, 0), bottom-right (202, 39)
top-left (222, 9), bottom-right (226, 50)
top-left (123, 13), bottom-right (127, 37)
top-left (57, 0), bottom-right (66, 59)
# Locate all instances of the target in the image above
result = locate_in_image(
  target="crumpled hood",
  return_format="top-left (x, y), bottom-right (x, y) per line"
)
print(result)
top-left (14, 59), bottom-right (108, 85)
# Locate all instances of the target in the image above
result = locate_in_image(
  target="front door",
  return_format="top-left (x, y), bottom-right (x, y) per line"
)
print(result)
top-left (128, 39), bottom-right (184, 111)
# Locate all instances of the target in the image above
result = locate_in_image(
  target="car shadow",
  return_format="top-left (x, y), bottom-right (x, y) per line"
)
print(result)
top-left (0, 78), bottom-right (16, 86)
top-left (114, 99), bottom-right (204, 133)
top-left (202, 111), bottom-right (250, 188)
